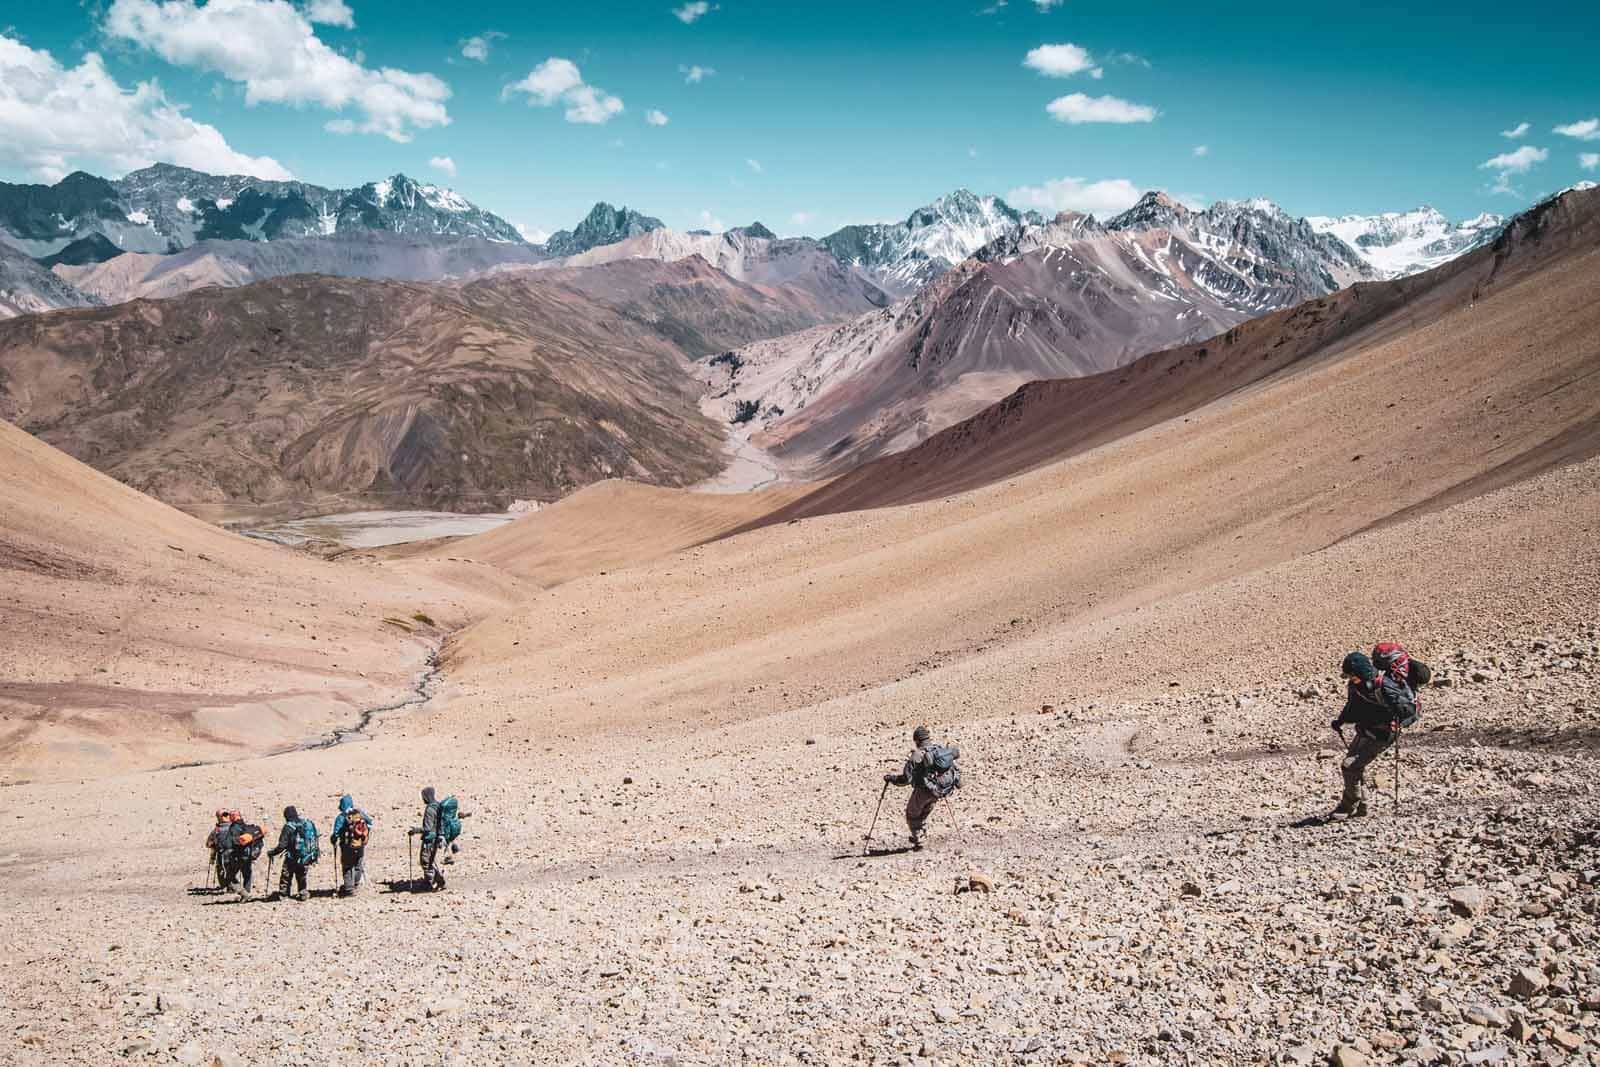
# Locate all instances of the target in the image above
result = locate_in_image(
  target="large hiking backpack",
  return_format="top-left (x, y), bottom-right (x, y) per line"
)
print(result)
top-left (438, 796), bottom-right (462, 845)
top-left (1372, 643), bottom-right (1424, 728)
top-left (341, 810), bottom-right (370, 851)
top-left (293, 818), bottom-right (320, 866)
top-left (231, 823), bottom-right (265, 861)
top-left (918, 745), bottom-right (962, 799)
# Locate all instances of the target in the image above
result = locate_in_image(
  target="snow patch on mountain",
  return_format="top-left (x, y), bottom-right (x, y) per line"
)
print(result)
top-left (1306, 206), bottom-right (1505, 279)
top-left (819, 189), bottom-right (1040, 295)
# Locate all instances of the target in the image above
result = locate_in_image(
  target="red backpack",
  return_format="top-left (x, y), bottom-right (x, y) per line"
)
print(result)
top-left (342, 810), bottom-right (371, 850)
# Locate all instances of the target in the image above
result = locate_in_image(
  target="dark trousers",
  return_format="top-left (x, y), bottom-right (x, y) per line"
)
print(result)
top-left (278, 857), bottom-right (308, 896)
top-left (224, 854), bottom-right (253, 893)
top-left (339, 845), bottom-right (366, 892)
top-left (906, 786), bottom-right (940, 836)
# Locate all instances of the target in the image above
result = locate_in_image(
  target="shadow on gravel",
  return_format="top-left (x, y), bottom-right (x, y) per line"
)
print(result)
top-left (378, 878), bottom-right (436, 895)
top-left (830, 846), bottom-right (916, 860)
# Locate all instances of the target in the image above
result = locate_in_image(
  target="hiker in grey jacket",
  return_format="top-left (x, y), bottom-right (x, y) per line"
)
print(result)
top-left (884, 726), bottom-right (960, 850)
top-left (267, 806), bottom-right (311, 902)
top-left (410, 787), bottom-right (446, 891)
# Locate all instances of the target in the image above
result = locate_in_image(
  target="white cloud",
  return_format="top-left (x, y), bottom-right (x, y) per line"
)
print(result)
top-left (1023, 43), bottom-right (1095, 77)
top-left (1045, 93), bottom-right (1157, 125)
top-left (1581, 153), bottom-right (1599, 171)
top-left (103, 0), bottom-right (450, 143)
top-left (1500, 121), bottom-right (1529, 139)
top-left (1034, 0), bottom-right (1063, 8)
top-left (1005, 176), bottom-right (1145, 216)
top-left (428, 154), bottom-right (456, 177)
top-left (790, 210), bottom-right (815, 226)
top-left (673, 1), bottom-right (716, 23)
top-left (0, 33), bottom-right (290, 181)
top-left (515, 222), bottom-right (548, 244)
top-left (698, 209), bottom-right (725, 232)
top-left (746, 158), bottom-right (763, 173)
top-left (303, 0), bottom-right (353, 26)
top-left (680, 64), bottom-right (715, 83)
top-left (504, 58), bottom-right (623, 124)
top-left (459, 31), bottom-right (505, 63)
top-left (978, 1), bottom-right (1007, 13)
top-left (645, 109), bottom-right (669, 126)
top-left (1554, 118), bottom-right (1600, 141)
top-left (1192, 144), bottom-right (1209, 157)
top-left (1479, 144), bottom-right (1548, 195)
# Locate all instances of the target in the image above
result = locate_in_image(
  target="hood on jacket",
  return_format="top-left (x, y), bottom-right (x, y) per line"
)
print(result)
top-left (339, 795), bottom-right (354, 813)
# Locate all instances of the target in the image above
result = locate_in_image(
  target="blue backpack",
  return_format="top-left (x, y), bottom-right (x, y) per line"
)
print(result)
top-left (293, 818), bottom-right (320, 866)
top-left (438, 797), bottom-right (462, 844)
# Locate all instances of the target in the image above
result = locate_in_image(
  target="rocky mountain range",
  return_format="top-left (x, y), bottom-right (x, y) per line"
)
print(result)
top-left (0, 164), bottom-right (525, 258)
top-left (820, 189), bottom-right (1041, 295)
top-left (702, 192), bottom-right (1378, 478)
top-left (0, 240), bottom-right (99, 318)
top-left (543, 203), bottom-right (666, 257)
top-left (54, 232), bottom-right (545, 306)
top-left (0, 258), bottom-right (841, 515)
top-left (548, 223), bottom-right (893, 321)
top-left (1307, 205), bottom-right (1507, 278)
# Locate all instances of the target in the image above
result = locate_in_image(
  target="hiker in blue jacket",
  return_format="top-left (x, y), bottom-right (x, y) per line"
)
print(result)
top-left (267, 805), bottom-right (314, 902)
top-left (330, 795), bottom-right (373, 896)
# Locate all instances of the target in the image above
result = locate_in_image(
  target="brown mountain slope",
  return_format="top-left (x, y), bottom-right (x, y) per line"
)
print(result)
top-left (0, 417), bottom-right (522, 780)
top-left (0, 259), bottom-right (816, 517)
top-left (702, 197), bottom-right (1374, 479)
top-left (439, 189), bottom-right (1600, 745)
top-left (754, 185), bottom-right (1600, 523)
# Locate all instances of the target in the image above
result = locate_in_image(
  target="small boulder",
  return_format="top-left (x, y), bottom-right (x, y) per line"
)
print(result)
top-left (958, 872), bottom-right (995, 894)
top-left (1330, 1045), bottom-right (1370, 1067)
top-left (1448, 886), bottom-right (1488, 917)
top-left (1507, 966), bottom-right (1549, 999)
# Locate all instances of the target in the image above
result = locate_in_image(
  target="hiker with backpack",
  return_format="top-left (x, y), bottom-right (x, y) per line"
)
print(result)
top-left (204, 809), bottom-right (231, 888)
top-left (329, 794), bottom-right (372, 896)
top-left (883, 725), bottom-right (961, 850)
top-left (266, 806), bottom-right (320, 902)
top-left (409, 786), bottom-right (464, 891)
top-left (221, 812), bottom-right (265, 903)
top-left (1329, 643), bottom-right (1430, 818)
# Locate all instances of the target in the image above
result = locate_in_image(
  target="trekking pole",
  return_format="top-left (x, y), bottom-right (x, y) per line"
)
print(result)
top-left (265, 855), bottom-right (275, 901)
top-left (1393, 722), bottom-right (1402, 812)
top-left (408, 831), bottom-right (416, 889)
top-left (864, 780), bottom-right (890, 845)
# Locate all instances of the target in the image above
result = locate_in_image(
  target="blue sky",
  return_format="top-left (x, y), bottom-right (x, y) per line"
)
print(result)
top-left (2, 0), bottom-right (1597, 238)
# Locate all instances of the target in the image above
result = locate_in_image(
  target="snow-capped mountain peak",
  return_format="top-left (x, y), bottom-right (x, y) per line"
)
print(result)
top-left (1306, 205), bottom-right (1506, 279)
top-left (819, 188), bottom-right (1036, 295)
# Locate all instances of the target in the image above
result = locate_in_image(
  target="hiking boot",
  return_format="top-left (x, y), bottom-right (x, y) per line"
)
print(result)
top-left (433, 871), bottom-right (447, 891)
top-left (265, 891), bottom-right (281, 902)
top-left (1352, 800), bottom-right (1369, 818)
top-left (296, 890), bottom-right (309, 902)
top-left (910, 833), bottom-right (924, 852)
top-left (237, 888), bottom-right (250, 903)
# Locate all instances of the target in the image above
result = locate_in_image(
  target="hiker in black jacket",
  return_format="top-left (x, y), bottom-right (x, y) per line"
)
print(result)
top-left (1330, 650), bottom-right (1417, 817)
top-left (884, 726), bottom-right (961, 850)
top-left (220, 813), bottom-right (263, 903)
top-left (267, 806), bottom-right (311, 902)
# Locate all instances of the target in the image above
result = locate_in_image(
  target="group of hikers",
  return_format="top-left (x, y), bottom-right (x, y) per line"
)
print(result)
top-left (203, 787), bottom-right (464, 902)
top-left (194, 643), bottom-right (1429, 895)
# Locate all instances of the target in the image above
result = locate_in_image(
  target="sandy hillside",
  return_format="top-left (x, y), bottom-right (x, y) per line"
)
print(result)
top-left (0, 192), bottom-right (1597, 1065)
top-left (0, 419), bottom-right (525, 780)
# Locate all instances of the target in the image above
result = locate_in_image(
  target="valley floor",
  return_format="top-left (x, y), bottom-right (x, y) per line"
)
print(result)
top-left (1, 627), bottom-right (1595, 1066)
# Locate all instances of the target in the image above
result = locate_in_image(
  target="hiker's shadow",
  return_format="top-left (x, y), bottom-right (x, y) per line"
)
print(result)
top-left (829, 846), bottom-right (916, 861)
top-left (378, 878), bottom-right (433, 895)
